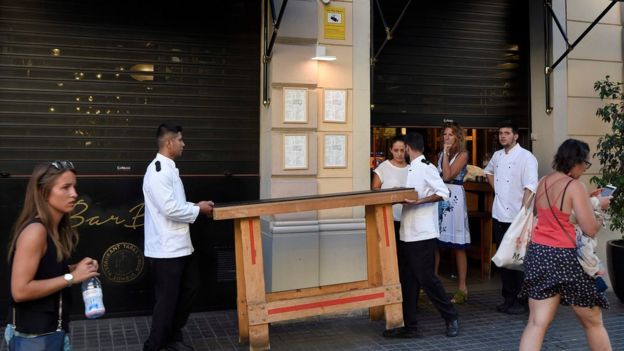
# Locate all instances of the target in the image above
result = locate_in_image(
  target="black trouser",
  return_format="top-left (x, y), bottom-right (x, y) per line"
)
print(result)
top-left (144, 254), bottom-right (200, 351)
top-left (399, 238), bottom-right (458, 329)
top-left (493, 219), bottom-right (525, 304)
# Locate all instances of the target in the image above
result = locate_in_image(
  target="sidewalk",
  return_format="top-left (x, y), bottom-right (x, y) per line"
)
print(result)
top-left (3, 289), bottom-right (622, 351)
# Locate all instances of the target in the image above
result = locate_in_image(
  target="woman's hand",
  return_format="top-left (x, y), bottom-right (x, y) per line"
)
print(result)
top-left (590, 188), bottom-right (602, 197)
top-left (70, 257), bottom-right (100, 283)
top-left (598, 196), bottom-right (612, 210)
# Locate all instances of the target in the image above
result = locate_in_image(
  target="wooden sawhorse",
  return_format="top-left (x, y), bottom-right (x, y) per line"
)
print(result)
top-left (212, 188), bottom-right (417, 350)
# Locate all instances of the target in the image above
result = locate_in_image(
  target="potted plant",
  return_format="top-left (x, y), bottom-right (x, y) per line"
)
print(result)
top-left (593, 75), bottom-right (624, 303)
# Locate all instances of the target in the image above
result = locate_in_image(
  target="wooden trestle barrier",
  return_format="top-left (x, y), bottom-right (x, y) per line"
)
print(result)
top-left (212, 188), bottom-right (418, 350)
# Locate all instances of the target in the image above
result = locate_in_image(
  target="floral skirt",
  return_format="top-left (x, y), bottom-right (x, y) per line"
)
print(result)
top-left (438, 183), bottom-right (470, 247)
top-left (521, 243), bottom-right (608, 309)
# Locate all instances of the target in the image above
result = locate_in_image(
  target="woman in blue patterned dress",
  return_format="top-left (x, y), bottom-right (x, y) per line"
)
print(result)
top-left (436, 122), bottom-right (471, 304)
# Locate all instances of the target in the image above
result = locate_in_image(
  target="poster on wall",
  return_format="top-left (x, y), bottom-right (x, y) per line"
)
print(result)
top-left (283, 88), bottom-right (307, 123)
top-left (284, 134), bottom-right (308, 169)
top-left (323, 89), bottom-right (346, 123)
top-left (324, 6), bottom-right (346, 40)
top-left (324, 134), bottom-right (347, 168)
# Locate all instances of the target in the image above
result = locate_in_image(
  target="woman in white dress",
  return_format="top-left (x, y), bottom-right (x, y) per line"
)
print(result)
top-left (436, 123), bottom-right (471, 304)
top-left (372, 137), bottom-right (409, 236)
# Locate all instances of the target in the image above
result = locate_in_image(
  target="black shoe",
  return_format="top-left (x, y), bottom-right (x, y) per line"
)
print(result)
top-left (382, 326), bottom-right (418, 338)
top-left (166, 341), bottom-right (195, 351)
top-left (445, 319), bottom-right (460, 337)
top-left (496, 301), bottom-right (512, 313)
top-left (505, 301), bottom-right (527, 315)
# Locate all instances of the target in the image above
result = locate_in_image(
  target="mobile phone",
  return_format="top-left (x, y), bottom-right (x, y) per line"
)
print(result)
top-left (601, 184), bottom-right (617, 197)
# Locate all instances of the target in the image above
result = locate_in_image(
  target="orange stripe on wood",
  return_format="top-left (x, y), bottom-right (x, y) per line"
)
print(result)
top-left (382, 206), bottom-right (390, 247)
top-left (248, 219), bottom-right (256, 265)
top-left (267, 292), bottom-right (385, 315)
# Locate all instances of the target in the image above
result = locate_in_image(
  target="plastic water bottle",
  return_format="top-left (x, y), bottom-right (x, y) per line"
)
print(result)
top-left (81, 277), bottom-right (105, 319)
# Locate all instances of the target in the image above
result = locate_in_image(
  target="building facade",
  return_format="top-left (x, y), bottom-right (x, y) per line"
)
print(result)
top-left (0, 0), bottom-right (622, 315)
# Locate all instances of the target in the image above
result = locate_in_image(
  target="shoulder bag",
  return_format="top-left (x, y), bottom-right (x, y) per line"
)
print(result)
top-left (8, 293), bottom-right (65, 351)
top-left (491, 192), bottom-right (536, 271)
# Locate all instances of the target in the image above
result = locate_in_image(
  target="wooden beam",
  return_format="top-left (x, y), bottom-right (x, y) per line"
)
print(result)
top-left (365, 205), bottom-right (384, 321)
top-left (248, 284), bottom-right (402, 324)
top-left (239, 218), bottom-right (270, 350)
top-left (213, 188), bottom-right (418, 220)
top-left (373, 204), bottom-right (403, 329)
top-left (267, 280), bottom-right (369, 302)
top-left (234, 219), bottom-right (249, 343)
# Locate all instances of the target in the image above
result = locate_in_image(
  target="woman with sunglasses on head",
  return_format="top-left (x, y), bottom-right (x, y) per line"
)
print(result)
top-left (519, 139), bottom-right (611, 350)
top-left (5, 161), bottom-right (100, 350)
top-left (436, 122), bottom-right (471, 304)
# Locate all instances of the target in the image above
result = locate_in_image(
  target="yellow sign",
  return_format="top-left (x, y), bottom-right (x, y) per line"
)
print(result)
top-left (324, 6), bottom-right (345, 40)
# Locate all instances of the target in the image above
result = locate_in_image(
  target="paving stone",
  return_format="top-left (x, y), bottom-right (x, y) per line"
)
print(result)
top-left (1, 290), bottom-right (623, 350)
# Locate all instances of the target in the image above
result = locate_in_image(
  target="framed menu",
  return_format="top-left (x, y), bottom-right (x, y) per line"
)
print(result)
top-left (324, 134), bottom-right (347, 168)
top-left (283, 134), bottom-right (308, 169)
top-left (323, 89), bottom-right (346, 123)
top-left (283, 88), bottom-right (307, 123)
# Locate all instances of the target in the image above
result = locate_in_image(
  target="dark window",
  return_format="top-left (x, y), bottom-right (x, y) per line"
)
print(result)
top-left (371, 0), bottom-right (530, 128)
top-left (0, 0), bottom-right (260, 176)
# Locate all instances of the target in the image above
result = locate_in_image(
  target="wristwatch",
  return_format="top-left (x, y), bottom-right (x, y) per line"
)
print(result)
top-left (63, 273), bottom-right (74, 287)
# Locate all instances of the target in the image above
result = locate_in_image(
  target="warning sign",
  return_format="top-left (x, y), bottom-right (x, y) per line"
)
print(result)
top-left (324, 6), bottom-right (345, 40)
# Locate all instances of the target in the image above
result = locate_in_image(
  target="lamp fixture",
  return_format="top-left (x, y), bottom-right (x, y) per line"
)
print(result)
top-left (311, 45), bottom-right (336, 61)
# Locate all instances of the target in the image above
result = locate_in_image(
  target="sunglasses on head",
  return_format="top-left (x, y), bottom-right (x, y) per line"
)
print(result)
top-left (50, 160), bottom-right (75, 170)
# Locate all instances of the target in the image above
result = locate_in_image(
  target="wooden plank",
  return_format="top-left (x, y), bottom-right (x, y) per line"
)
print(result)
top-left (248, 285), bottom-right (402, 324)
top-left (249, 325), bottom-right (270, 351)
top-left (234, 219), bottom-right (249, 343)
top-left (213, 188), bottom-right (418, 220)
top-left (239, 217), bottom-right (270, 350)
top-left (373, 204), bottom-right (404, 329)
top-left (267, 280), bottom-right (369, 302)
top-left (365, 205), bottom-right (384, 321)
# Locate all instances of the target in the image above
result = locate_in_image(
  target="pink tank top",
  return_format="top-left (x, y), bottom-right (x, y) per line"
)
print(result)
top-left (531, 177), bottom-right (576, 249)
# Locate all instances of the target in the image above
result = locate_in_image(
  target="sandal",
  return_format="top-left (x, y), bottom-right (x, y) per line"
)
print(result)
top-left (451, 289), bottom-right (468, 304)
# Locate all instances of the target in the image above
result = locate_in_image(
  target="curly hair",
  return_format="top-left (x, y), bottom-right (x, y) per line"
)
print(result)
top-left (442, 122), bottom-right (466, 155)
top-left (552, 139), bottom-right (590, 174)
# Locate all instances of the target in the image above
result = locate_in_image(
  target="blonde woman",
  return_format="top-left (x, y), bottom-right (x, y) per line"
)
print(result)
top-left (436, 123), bottom-right (471, 304)
top-left (5, 161), bottom-right (99, 350)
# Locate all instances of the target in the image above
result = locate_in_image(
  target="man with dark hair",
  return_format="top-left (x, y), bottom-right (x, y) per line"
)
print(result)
top-left (143, 123), bottom-right (214, 351)
top-left (484, 121), bottom-right (538, 315)
top-left (383, 132), bottom-right (460, 339)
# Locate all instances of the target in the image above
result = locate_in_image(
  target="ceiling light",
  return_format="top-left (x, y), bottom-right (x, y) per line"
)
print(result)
top-left (311, 45), bottom-right (336, 61)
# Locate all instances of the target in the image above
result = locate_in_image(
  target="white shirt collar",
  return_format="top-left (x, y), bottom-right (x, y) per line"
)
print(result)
top-left (410, 154), bottom-right (425, 165)
top-left (504, 143), bottom-right (521, 155)
top-left (156, 152), bottom-right (176, 168)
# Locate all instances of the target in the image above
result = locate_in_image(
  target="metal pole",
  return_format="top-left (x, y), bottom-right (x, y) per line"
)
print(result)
top-left (546, 0), bottom-right (618, 74)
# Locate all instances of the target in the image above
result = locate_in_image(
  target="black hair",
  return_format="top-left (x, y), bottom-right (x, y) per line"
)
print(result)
top-left (404, 132), bottom-right (424, 153)
top-left (156, 123), bottom-right (182, 147)
top-left (552, 138), bottom-right (590, 174)
top-left (156, 122), bottom-right (182, 138)
top-left (389, 136), bottom-right (405, 148)
top-left (498, 120), bottom-right (519, 135)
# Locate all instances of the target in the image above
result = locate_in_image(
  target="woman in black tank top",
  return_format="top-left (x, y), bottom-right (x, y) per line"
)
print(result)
top-left (6, 161), bottom-right (100, 345)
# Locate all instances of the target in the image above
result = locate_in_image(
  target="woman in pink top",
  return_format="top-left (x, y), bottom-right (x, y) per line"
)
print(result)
top-left (519, 139), bottom-right (611, 350)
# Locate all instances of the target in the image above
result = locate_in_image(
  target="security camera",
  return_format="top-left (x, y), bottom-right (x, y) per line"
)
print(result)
top-left (320, 0), bottom-right (330, 4)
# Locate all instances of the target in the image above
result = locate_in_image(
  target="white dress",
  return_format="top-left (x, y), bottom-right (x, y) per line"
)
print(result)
top-left (373, 160), bottom-right (409, 222)
top-left (437, 153), bottom-right (471, 247)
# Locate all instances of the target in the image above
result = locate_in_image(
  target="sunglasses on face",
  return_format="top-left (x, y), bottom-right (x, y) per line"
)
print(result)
top-left (50, 160), bottom-right (75, 170)
top-left (584, 160), bottom-right (592, 169)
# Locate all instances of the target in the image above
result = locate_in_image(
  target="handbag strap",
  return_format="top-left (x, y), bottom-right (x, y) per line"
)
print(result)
top-left (544, 177), bottom-right (576, 247)
top-left (13, 292), bottom-right (63, 331)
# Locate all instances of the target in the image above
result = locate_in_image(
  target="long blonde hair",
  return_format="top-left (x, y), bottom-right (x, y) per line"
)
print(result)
top-left (7, 163), bottom-right (79, 263)
top-left (442, 122), bottom-right (466, 157)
